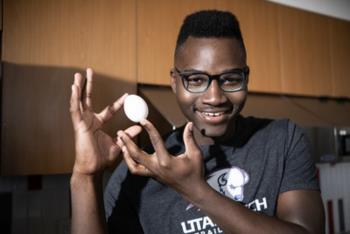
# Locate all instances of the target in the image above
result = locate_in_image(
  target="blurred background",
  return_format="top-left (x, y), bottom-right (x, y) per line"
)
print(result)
top-left (0, 0), bottom-right (349, 233)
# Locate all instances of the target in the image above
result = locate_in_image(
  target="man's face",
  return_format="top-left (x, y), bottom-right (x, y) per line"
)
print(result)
top-left (171, 37), bottom-right (248, 142)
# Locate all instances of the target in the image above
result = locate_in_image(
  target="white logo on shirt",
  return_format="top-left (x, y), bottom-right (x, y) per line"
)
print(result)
top-left (186, 167), bottom-right (249, 211)
top-left (181, 216), bottom-right (223, 234)
top-left (181, 167), bottom-right (269, 233)
top-left (207, 167), bottom-right (249, 202)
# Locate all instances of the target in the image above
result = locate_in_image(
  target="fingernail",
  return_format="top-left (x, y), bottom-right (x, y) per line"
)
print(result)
top-left (120, 93), bottom-right (128, 101)
top-left (116, 138), bottom-right (121, 145)
top-left (140, 119), bottom-right (146, 126)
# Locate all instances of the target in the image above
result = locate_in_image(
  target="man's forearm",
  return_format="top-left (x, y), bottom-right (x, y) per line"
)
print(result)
top-left (70, 173), bottom-right (107, 234)
top-left (186, 183), bottom-right (320, 234)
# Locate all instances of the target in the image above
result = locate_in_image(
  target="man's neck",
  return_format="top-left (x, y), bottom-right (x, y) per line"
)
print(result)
top-left (192, 118), bottom-right (238, 146)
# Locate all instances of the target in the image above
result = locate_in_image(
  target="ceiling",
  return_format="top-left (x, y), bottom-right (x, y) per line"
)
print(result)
top-left (267, 0), bottom-right (350, 21)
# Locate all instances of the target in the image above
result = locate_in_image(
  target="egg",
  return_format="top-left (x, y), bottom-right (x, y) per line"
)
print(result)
top-left (123, 94), bottom-right (149, 122)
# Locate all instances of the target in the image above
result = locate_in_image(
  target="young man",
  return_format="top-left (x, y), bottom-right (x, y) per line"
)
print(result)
top-left (70, 10), bottom-right (324, 234)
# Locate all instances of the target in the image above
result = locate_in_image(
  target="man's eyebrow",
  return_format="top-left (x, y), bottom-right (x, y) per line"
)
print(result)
top-left (180, 67), bottom-right (243, 74)
top-left (179, 68), bottom-right (205, 73)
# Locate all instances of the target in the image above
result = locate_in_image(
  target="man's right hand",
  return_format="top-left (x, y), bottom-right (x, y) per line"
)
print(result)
top-left (70, 68), bottom-right (142, 176)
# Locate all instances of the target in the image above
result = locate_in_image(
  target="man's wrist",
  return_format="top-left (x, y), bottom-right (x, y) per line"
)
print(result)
top-left (70, 171), bottom-right (103, 189)
top-left (182, 180), bottom-right (213, 207)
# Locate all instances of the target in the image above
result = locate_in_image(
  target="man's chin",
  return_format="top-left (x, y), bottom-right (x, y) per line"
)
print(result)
top-left (198, 126), bottom-right (227, 138)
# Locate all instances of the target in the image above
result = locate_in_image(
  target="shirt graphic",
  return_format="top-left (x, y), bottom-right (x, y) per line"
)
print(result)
top-left (207, 167), bottom-right (250, 202)
top-left (182, 167), bottom-right (250, 233)
top-left (186, 167), bottom-right (249, 211)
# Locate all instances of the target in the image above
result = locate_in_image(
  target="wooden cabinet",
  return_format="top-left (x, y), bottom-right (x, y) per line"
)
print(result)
top-left (137, 0), bottom-right (177, 86)
top-left (277, 6), bottom-right (332, 96)
top-left (218, 0), bottom-right (283, 93)
top-left (329, 18), bottom-right (350, 97)
top-left (1, 0), bottom-right (137, 175)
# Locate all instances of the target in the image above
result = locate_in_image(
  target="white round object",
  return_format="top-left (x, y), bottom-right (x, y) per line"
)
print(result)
top-left (123, 95), bottom-right (149, 122)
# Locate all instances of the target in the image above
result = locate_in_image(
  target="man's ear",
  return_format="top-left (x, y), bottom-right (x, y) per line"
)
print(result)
top-left (246, 66), bottom-right (250, 85)
top-left (170, 69), bottom-right (177, 94)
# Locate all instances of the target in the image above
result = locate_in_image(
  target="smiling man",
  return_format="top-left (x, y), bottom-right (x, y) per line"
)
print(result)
top-left (70, 10), bottom-right (325, 234)
top-left (171, 35), bottom-right (248, 144)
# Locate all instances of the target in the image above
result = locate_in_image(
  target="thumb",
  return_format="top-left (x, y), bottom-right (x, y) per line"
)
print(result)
top-left (124, 125), bottom-right (142, 138)
top-left (183, 122), bottom-right (200, 157)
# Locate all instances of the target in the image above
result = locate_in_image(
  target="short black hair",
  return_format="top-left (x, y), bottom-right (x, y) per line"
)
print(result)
top-left (175, 10), bottom-right (246, 60)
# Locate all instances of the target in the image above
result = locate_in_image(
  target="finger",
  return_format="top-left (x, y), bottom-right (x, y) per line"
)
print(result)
top-left (73, 73), bottom-right (84, 100)
top-left (108, 144), bottom-right (122, 165)
top-left (69, 84), bottom-right (82, 126)
top-left (96, 93), bottom-right (128, 124)
top-left (117, 130), bottom-right (155, 169)
top-left (122, 145), bottom-right (138, 168)
top-left (183, 122), bottom-right (201, 158)
top-left (114, 125), bottom-right (141, 148)
top-left (84, 68), bottom-right (93, 110)
top-left (122, 145), bottom-right (153, 177)
top-left (139, 119), bottom-right (170, 165)
top-left (74, 73), bottom-right (85, 111)
top-left (124, 125), bottom-right (142, 138)
top-left (116, 136), bottom-right (124, 149)
top-left (74, 72), bottom-right (84, 88)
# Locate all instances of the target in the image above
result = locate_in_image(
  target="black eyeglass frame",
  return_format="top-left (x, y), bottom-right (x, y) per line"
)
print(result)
top-left (174, 66), bottom-right (250, 93)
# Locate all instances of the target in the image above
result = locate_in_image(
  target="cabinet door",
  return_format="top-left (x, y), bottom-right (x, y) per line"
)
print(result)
top-left (1, 0), bottom-right (137, 175)
top-left (278, 6), bottom-right (332, 96)
top-left (217, 0), bottom-right (282, 93)
top-left (329, 18), bottom-right (350, 97)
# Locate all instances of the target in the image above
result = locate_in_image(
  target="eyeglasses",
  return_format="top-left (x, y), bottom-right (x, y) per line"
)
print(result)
top-left (174, 66), bottom-right (249, 93)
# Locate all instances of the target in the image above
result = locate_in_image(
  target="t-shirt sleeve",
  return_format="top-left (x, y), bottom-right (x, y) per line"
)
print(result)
top-left (104, 163), bottom-right (144, 233)
top-left (279, 120), bottom-right (319, 193)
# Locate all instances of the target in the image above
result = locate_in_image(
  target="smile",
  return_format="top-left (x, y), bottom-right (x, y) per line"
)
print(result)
top-left (196, 109), bottom-right (231, 124)
top-left (201, 111), bottom-right (225, 117)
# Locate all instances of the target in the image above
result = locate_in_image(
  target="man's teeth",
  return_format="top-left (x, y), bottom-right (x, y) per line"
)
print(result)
top-left (202, 112), bottom-right (224, 117)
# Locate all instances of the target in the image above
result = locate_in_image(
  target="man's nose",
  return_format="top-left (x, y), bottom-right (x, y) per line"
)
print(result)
top-left (202, 80), bottom-right (226, 105)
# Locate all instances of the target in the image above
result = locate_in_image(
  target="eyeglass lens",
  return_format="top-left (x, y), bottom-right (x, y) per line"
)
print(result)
top-left (183, 72), bottom-right (245, 93)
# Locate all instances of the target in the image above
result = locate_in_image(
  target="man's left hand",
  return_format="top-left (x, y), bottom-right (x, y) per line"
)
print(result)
top-left (117, 120), bottom-right (207, 199)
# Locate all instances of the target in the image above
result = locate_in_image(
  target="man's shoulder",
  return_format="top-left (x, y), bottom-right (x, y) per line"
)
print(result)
top-left (240, 115), bottom-right (298, 133)
top-left (237, 115), bottom-right (302, 146)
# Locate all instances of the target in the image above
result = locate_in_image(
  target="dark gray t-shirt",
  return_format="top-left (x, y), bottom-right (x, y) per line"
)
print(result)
top-left (104, 116), bottom-right (319, 234)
